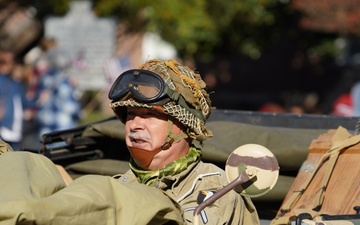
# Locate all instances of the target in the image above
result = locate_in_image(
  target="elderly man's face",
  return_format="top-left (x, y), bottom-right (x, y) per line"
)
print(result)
top-left (125, 107), bottom-right (189, 170)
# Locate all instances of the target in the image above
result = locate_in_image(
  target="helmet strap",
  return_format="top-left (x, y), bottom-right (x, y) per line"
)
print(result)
top-left (161, 119), bottom-right (188, 150)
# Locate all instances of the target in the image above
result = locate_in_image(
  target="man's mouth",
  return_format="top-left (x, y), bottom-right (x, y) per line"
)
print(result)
top-left (130, 138), bottom-right (147, 144)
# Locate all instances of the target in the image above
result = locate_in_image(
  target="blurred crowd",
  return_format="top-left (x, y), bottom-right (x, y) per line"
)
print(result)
top-left (2, 36), bottom-right (360, 152)
top-left (0, 37), bottom-right (81, 151)
top-left (258, 83), bottom-right (360, 117)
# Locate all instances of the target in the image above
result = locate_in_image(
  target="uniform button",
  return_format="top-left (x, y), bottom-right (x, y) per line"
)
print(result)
top-left (122, 176), bottom-right (128, 183)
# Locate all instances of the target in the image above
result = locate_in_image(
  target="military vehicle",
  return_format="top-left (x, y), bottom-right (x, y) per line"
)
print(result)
top-left (35, 109), bottom-right (360, 225)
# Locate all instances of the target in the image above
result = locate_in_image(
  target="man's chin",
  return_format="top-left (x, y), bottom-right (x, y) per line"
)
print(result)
top-left (128, 146), bottom-right (162, 169)
top-left (129, 144), bottom-right (150, 150)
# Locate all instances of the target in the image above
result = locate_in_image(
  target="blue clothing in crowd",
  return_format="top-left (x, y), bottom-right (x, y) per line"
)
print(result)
top-left (0, 74), bottom-right (27, 150)
top-left (36, 70), bottom-right (81, 137)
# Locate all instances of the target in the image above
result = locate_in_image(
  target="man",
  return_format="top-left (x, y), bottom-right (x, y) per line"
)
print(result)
top-left (108, 59), bottom-right (260, 224)
top-left (0, 59), bottom-right (259, 225)
top-left (0, 49), bottom-right (25, 150)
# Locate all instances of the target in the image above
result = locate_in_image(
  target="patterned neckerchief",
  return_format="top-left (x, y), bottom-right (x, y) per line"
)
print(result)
top-left (129, 146), bottom-right (202, 186)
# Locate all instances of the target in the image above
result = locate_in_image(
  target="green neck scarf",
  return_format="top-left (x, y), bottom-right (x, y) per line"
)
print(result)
top-left (130, 146), bottom-right (202, 186)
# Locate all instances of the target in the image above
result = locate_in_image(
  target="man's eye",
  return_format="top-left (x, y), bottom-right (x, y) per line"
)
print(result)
top-left (145, 111), bottom-right (157, 117)
top-left (126, 111), bottom-right (136, 119)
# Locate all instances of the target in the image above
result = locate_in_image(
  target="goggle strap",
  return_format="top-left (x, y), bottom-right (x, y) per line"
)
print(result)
top-left (163, 86), bottom-right (205, 122)
top-left (165, 86), bottom-right (180, 101)
top-left (177, 96), bottom-right (206, 122)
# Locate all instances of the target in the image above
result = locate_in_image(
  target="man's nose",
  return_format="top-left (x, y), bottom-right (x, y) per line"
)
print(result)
top-left (128, 115), bottom-right (146, 130)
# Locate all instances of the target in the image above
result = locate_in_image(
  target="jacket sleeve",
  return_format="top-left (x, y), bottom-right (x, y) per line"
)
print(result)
top-left (0, 151), bottom-right (184, 225)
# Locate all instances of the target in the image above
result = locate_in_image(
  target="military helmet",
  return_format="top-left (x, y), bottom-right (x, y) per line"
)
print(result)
top-left (108, 59), bottom-right (213, 141)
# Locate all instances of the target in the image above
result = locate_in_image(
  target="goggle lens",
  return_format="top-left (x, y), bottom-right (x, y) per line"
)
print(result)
top-left (110, 73), bottom-right (136, 98)
top-left (109, 69), bottom-right (165, 103)
top-left (134, 84), bottom-right (161, 99)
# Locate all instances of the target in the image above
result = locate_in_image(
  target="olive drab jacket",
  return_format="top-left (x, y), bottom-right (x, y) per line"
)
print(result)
top-left (0, 138), bottom-right (13, 154)
top-left (117, 160), bottom-right (260, 225)
top-left (0, 150), bottom-right (184, 225)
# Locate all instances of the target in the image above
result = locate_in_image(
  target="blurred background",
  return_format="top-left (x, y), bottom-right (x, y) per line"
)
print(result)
top-left (1, 0), bottom-right (360, 148)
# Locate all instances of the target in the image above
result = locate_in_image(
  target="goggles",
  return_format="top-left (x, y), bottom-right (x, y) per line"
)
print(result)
top-left (108, 69), bottom-right (206, 122)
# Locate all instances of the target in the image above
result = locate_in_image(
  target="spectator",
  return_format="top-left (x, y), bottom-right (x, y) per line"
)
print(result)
top-left (0, 49), bottom-right (26, 150)
top-left (34, 46), bottom-right (81, 137)
top-left (331, 92), bottom-right (353, 116)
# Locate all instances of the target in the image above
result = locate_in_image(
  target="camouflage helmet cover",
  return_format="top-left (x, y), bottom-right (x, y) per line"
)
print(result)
top-left (110, 59), bottom-right (213, 141)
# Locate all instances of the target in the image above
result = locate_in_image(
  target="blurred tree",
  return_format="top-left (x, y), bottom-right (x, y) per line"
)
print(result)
top-left (91, 0), bottom-right (345, 63)
top-left (0, 0), bottom-right (353, 62)
top-left (290, 0), bottom-right (360, 67)
top-left (0, 0), bottom-right (70, 19)
top-left (92, 0), bottom-right (291, 60)
top-left (291, 0), bottom-right (360, 36)
top-left (0, 0), bottom-right (344, 62)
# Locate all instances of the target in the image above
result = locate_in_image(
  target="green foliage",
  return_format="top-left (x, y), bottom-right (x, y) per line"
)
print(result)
top-left (0, 0), bottom-right (70, 18)
top-left (29, 0), bottom-right (70, 17)
top-left (91, 0), bottom-right (341, 61)
top-left (307, 39), bottom-right (340, 58)
top-left (93, 0), bottom-right (284, 59)
top-left (0, 0), bottom-right (341, 60)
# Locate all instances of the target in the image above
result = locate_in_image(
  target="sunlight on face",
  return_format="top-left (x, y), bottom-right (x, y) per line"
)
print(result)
top-left (125, 107), bottom-right (189, 170)
top-left (125, 107), bottom-right (168, 151)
